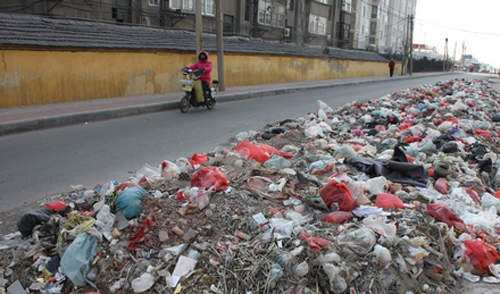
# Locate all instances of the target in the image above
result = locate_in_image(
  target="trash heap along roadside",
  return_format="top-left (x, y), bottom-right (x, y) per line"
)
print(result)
top-left (1, 78), bottom-right (500, 294)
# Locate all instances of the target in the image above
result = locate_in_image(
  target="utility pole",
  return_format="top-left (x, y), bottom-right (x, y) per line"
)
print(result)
top-left (409, 14), bottom-right (414, 75)
top-left (443, 38), bottom-right (448, 72)
top-left (452, 41), bottom-right (457, 72)
top-left (195, 0), bottom-right (203, 56)
top-left (215, 0), bottom-right (225, 91)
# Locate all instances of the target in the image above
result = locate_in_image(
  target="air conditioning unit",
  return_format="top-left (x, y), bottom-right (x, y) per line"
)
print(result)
top-left (284, 28), bottom-right (291, 37)
top-left (326, 34), bottom-right (332, 41)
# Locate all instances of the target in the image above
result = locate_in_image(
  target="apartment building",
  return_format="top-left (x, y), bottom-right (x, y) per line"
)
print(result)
top-left (350, 0), bottom-right (416, 54)
top-left (0, 0), bottom-right (356, 48)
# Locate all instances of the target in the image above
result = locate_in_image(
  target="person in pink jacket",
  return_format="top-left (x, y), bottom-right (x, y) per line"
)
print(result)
top-left (186, 51), bottom-right (213, 102)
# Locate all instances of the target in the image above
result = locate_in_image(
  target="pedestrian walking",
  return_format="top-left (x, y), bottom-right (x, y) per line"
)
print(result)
top-left (389, 59), bottom-right (395, 77)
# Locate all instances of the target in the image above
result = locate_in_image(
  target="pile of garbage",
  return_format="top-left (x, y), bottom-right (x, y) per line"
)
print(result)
top-left (1, 78), bottom-right (500, 294)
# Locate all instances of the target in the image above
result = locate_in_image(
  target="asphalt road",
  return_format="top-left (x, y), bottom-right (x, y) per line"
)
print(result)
top-left (0, 73), bottom-right (487, 211)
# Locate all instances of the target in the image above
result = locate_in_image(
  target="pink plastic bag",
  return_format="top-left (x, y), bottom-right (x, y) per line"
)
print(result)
top-left (319, 180), bottom-right (357, 211)
top-left (191, 166), bottom-right (229, 192)
top-left (322, 211), bottom-right (353, 223)
top-left (434, 177), bottom-right (449, 194)
top-left (464, 240), bottom-right (500, 274)
top-left (427, 203), bottom-right (465, 231)
top-left (374, 193), bottom-right (405, 209)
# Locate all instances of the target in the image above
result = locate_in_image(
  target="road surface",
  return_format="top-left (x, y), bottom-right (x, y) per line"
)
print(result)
top-left (0, 73), bottom-right (487, 211)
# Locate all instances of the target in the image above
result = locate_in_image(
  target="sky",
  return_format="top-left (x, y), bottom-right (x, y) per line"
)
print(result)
top-left (414, 0), bottom-right (500, 68)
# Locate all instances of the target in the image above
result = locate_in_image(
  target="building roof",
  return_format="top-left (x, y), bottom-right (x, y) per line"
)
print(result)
top-left (0, 12), bottom-right (388, 62)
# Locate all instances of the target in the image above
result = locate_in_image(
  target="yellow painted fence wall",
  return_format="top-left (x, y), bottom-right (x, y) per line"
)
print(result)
top-left (0, 50), bottom-right (399, 108)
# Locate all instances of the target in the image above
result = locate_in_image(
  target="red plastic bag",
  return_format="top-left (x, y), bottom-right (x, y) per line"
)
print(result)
top-left (427, 204), bottom-right (465, 231)
top-left (322, 211), bottom-right (353, 223)
top-left (319, 180), bottom-right (357, 211)
top-left (463, 240), bottom-right (500, 274)
top-left (494, 191), bottom-right (500, 200)
top-left (434, 177), bottom-right (449, 195)
top-left (191, 166), bottom-right (229, 192)
top-left (235, 140), bottom-right (294, 162)
top-left (44, 200), bottom-right (68, 212)
top-left (189, 153), bottom-right (208, 168)
top-left (474, 129), bottom-right (491, 140)
top-left (374, 193), bottom-right (405, 209)
top-left (298, 231), bottom-right (330, 253)
top-left (236, 140), bottom-right (270, 162)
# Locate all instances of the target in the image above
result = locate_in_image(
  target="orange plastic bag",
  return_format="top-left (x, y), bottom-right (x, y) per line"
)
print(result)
top-left (427, 203), bottom-right (465, 231)
top-left (374, 193), bottom-right (405, 209)
top-left (463, 240), bottom-right (500, 274)
top-left (189, 153), bottom-right (208, 168)
top-left (322, 211), bottom-right (353, 223)
top-left (319, 180), bottom-right (357, 211)
top-left (191, 166), bottom-right (229, 192)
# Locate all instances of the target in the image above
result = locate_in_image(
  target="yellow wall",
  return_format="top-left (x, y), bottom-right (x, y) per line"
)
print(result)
top-left (0, 50), bottom-right (399, 108)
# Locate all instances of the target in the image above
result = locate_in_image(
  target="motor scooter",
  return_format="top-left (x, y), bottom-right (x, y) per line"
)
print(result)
top-left (179, 68), bottom-right (218, 113)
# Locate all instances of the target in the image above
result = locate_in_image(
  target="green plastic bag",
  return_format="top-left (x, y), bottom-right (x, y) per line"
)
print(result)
top-left (60, 233), bottom-right (99, 289)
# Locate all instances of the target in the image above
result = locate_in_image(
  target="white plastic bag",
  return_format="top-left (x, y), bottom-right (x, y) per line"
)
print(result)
top-left (373, 244), bottom-right (391, 266)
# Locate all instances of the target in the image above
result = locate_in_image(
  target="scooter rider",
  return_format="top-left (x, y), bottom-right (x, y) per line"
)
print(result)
top-left (185, 51), bottom-right (213, 102)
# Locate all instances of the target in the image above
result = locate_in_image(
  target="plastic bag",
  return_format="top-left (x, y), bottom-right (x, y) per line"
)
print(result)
top-left (481, 193), bottom-right (500, 214)
top-left (333, 145), bottom-right (357, 159)
top-left (115, 187), bottom-right (149, 220)
top-left (189, 153), bottom-right (208, 168)
top-left (95, 205), bottom-right (115, 241)
top-left (131, 273), bottom-right (155, 293)
top-left (293, 261), bottom-right (309, 277)
top-left (362, 215), bottom-right (398, 246)
top-left (374, 193), bottom-right (404, 210)
top-left (264, 155), bottom-right (292, 168)
top-left (235, 140), bottom-right (293, 163)
top-left (427, 203), bottom-right (465, 231)
top-left (16, 208), bottom-right (53, 237)
top-left (160, 160), bottom-right (180, 180)
top-left (337, 226), bottom-right (376, 256)
top-left (434, 177), bottom-right (449, 195)
top-left (322, 263), bottom-right (347, 293)
top-left (373, 244), bottom-right (391, 266)
top-left (319, 180), bottom-right (357, 211)
top-left (191, 166), bottom-right (228, 192)
top-left (322, 211), bottom-right (353, 223)
top-left (298, 231), bottom-right (330, 253)
top-left (366, 176), bottom-right (387, 194)
top-left (44, 200), bottom-right (68, 212)
top-left (464, 240), bottom-right (500, 274)
top-left (60, 233), bottom-right (99, 289)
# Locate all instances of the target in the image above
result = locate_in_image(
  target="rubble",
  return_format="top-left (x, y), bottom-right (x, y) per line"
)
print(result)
top-left (1, 78), bottom-right (500, 294)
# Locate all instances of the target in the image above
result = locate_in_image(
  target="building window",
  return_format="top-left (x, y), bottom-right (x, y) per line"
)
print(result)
top-left (309, 14), bottom-right (327, 35)
top-left (371, 5), bottom-right (377, 18)
top-left (362, 6), bottom-right (366, 17)
top-left (149, 0), bottom-right (159, 6)
top-left (202, 0), bottom-right (215, 16)
top-left (258, 1), bottom-right (285, 27)
top-left (169, 0), bottom-right (214, 15)
top-left (245, 0), bottom-right (250, 20)
top-left (361, 25), bottom-right (364, 36)
top-left (315, 0), bottom-right (328, 4)
top-left (287, 0), bottom-right (294, 10)
top-left (342, 0), bottom-right (351, 13)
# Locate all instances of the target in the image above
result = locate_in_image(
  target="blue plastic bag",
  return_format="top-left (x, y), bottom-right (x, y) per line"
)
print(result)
top-left (115, 186), bottom-right (148, 220)
top-left (60, 233), bottom-right (99, 289)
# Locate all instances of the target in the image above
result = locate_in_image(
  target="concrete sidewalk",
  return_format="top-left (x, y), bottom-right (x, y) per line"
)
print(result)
top-left (0, 72), bottom-right (454, 136)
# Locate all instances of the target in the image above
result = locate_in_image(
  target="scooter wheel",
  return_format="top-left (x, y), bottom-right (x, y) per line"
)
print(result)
top-left (180, 95), bottom-right (190, 113)
top-left (206, 98), bottom-right (216, 110)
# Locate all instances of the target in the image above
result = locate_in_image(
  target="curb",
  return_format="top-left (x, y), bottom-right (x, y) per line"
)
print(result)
top-left (0, 73), bottom-right (453, 136)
